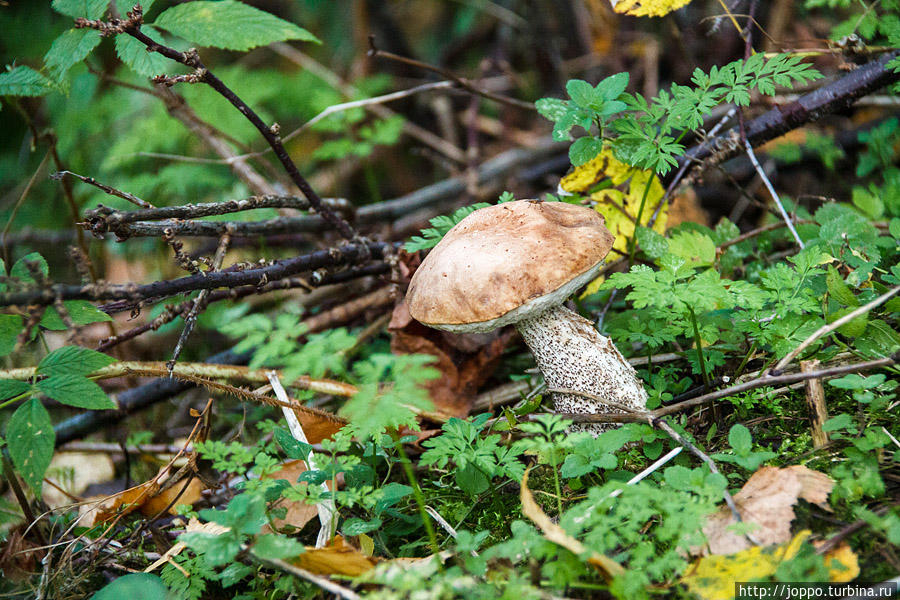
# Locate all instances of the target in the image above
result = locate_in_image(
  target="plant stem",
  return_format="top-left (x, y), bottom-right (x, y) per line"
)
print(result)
top-left (688, 307), bottom-right (712, 388)
top-left (393, 436), bottom-right (442, 564)
top-left (550, 448), bottom-right (564, 516)
top-left (628, 176), bottom-right (654, 264)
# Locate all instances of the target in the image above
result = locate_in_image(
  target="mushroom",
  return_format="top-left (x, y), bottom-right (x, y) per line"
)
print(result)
top-left (405, 199), bottom-right (647, 433)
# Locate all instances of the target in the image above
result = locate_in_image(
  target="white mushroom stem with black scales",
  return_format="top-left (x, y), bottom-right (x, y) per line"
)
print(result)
top-left (516, 305), bottom-right (648, 433)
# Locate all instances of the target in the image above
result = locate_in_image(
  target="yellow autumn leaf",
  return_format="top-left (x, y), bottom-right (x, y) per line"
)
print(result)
top-left (611, 0), bottom-right (693, 17)
top-left (682, 530), bottom-right (860, 600)
top-left (560, 149), bottom-right (668, 296)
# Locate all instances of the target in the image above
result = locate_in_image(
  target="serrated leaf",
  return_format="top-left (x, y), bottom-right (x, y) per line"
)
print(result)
top-left (566, 79), bottom-right (596, 108)
top-left (44, 29), bottom-right (102, 80)
top-left (51, 0), bottom-right (108, 19)
top-left (38, 346), bottom-right (116, 376)
top-left (0, 66), bottom-right (54, 97)
top-left (40, 301), bottom-right (112, 331)
top-left (36, 375), bottom-right (115, 409)
top-left (116, 0), bottom-right (155, 15)
top-left (826, 266), bottom-right (859, 307)
top-left (636, 226), bottom-right (668, 259)
top-left (535, 97), bottom-right (567, 122)
top-left (0, 314), bottom-right (23, 357)
top-left (115, 26), bottom-right (171, 77)
top-left (251, 534), bottom-right (306, 560)
top-left (669, 230), bottom-right (716, 266)
top-left (153, 0), bottom-right (320, 51)
top-left (0, 379), bottom-right (31, 401)
top-left (7, 398), bottom-right (55, 494)
top-left (569, 136), bottom-right (604, 166)
top-left (828, 307), bottom-right (868, 338)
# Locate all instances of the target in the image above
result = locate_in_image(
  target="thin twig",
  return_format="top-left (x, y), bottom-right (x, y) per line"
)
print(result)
top-left (742, 137), bottom-right (804, 247)
top-left (771, 285), bottom-right (900, 373)
top-left (51, 170), bottom-right (154, 209)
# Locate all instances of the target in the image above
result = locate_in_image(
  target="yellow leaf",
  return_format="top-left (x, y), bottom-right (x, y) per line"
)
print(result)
top-left (611, 0), bottom-right (693, 17)
top-left (560, 149), bottom-right (668, 297)
top-left (683, 531), bottom-right (860, 600)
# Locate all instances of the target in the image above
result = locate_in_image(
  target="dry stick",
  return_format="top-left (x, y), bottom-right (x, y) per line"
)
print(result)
top-left (167, 230), bottom-right (232, 372)
top-left (268, 372), bottom-right (337, 547)
top-left (51, 170), bottom-right (154, 209)
top-left (76, 8), bottom-right (356, 240)
top-left (367, 37), bottom-right (534, 111)
top-left (1, 149), bottom-right (52, 266)
top-left (0, 241), bottom-right (393, 307)
top-left (556, 352), bottom-right (900, 424)
top-left (771, 285), bottom-right (900, 374)
top-left (260, 558), bottom-right (361, 600)
top-left (801, 359), bottom-right (830, 449)
top-left (742, 137), bottom-right (804, 248)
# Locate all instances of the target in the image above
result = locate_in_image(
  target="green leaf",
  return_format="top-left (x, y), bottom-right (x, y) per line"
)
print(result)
top-left (36, 375), bottom-right (115, 409)
top-left (251, 534), bottom-right (306, 560)
top-left (274, 427), bottom-right (312, 460)
top-left (0, 314), bottom-right (23, 357)
top-left (91, 573), bottom-right (169, 600)
top-left (342, 516), bottom-right (382, 536)
top-left (456, 463), bottom-right (490, 496)
top-left (37, 345), bottom-right (116, 376)
top-left (40, 301), bottom-right (112, 331)
top-left (569, 136), bottom-right (604, 166)
top-left (44, 29), bottom-right (102, 80)
top-left (115, 26), bottom-right (171, 77)
top-left (0, 66), bottom-right (54, 97)
top-left (596, 72), bottom-right (629, 100)
top-left (827, 307), bottom-right (868, 338)
top-left (826, 266), bottom-right (859, 307)
top-left (7, 398), bottom-right (55, 494)
top-left (535, 97), bottom-right (567, 123)
top-left (52, 0), bottom-right (108, 19)
top-left (0, 379), bottom-right (31, 401)
top-left (852, 186), bottom-right (884, 219)
top-left (116, 0), bottom-right (155, 15)
top-left (636, 226), bottom-right (668, 260)
top-left (10, 252), bottom-right (48, 281)
top-left (668, 231), bottom-right (716, 266)
top-left (728, 424), bottom-right (752, 455)
top-left (179, 531), bottom-right (243, 567)
top-left (153, 0), bottom-right (320, 51)
top-left (566, 79), bottom-right (596, 108)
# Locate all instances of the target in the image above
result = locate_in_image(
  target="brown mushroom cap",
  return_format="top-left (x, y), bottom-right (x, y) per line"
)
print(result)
top-left (406, 200), bottom-right (615, 333)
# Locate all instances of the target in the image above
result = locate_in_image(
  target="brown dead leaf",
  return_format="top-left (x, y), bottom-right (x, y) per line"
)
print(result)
top-left (140, 476), bottom-right (206, 517)
top-left (78, 467), bottom-right (195, 527)
top-left (701, 465), bottom-right (834, 555)
top-left (292, 535), bottom-right (380, 576)
top-left (0, 528), bottom-right (45, 582)
top-left (390, 299), bottom-right (514, 417)
top-left (520, 469), bottom-right (625, 579)
top-left (260, 460), bottom-right (322, 534)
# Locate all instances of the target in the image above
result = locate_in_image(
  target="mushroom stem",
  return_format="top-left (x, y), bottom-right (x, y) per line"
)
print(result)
top-left (515, 305), bottom-right (648, 433)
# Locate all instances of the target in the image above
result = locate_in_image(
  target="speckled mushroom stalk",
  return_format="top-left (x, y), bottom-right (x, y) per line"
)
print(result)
top-left (516, 305), bottom-right (647, 433)
top-left (405, 199), bottom-right (648, 434)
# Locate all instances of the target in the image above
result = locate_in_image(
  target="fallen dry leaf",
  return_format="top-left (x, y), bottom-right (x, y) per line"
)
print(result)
top-left (78, 466), bottom-right (200, 527)
top-left (43, 451), bottom-right (115, 509)
top-left (683, 530), bottom-right (859, 600)
top-left (520, 469), bottom-right (625, 579)
top-left (701, 465), bottom-right (834, 555)
top-left (261, 460), bottom-right (322, 534)
top-left (140, 476), bottom-right (206, 517)
top-left (390, 299), bottom-right (513, 418)
top-left (292, 535), bottom-right (380, 576)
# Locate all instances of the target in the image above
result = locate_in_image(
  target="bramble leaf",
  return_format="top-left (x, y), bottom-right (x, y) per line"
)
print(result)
top-left (7, 397), bottom-right (55, 493)
top-left (153, 0), bottom-right (320, 51)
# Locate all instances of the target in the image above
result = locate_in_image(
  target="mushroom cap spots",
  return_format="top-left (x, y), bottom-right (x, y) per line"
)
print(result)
top-left (406, 200), bottom-right (615, 331)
